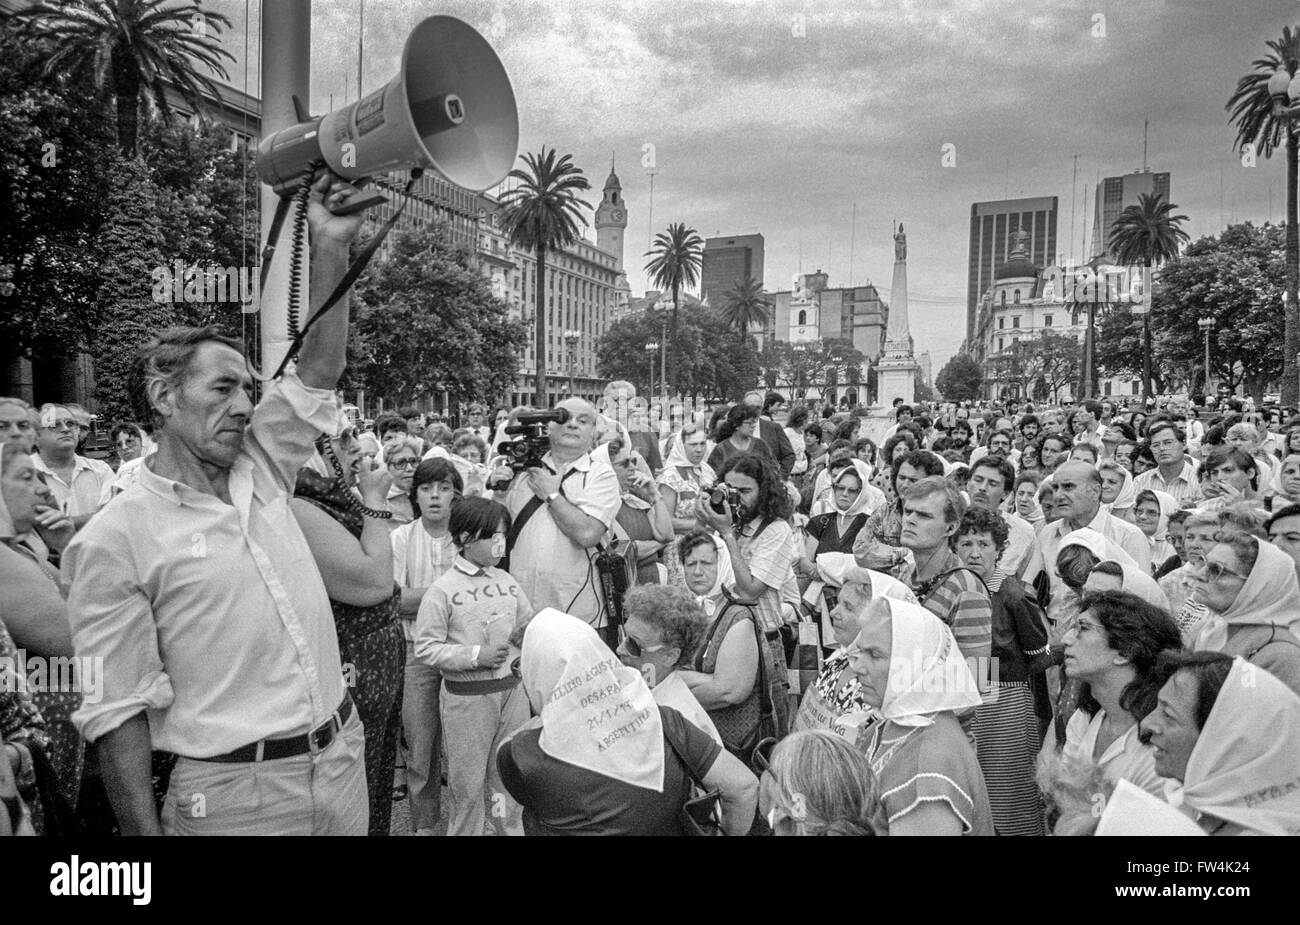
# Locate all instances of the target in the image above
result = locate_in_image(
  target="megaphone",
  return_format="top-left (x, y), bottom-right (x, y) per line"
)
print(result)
top-left (257, 15), bottom-right (518, 199)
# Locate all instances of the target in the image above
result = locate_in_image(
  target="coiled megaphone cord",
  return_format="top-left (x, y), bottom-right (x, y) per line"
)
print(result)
top-left (285, 167), bottom-right (317, 354)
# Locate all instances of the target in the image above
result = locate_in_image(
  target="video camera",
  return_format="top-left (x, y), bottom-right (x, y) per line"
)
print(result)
top-left (485, 408), bottom-right (570, 491)
top-left (709, 483), bottom-right (745, 529)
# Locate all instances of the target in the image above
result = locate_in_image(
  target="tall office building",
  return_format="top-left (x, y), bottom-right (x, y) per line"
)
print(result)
top-left (1091, 169), bottom-right (1171, 258)
top-left (700, 233), bottom-right (765, 308)
top-left (966, 197), bottom-right (1058, 347)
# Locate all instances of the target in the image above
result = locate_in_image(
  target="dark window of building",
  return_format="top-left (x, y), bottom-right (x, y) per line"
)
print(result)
top-left (1044, 314), bottom-right (1053, 326)
top-left (1014, 290), bottom-right (1020, 303)
top-left (1012, 316), bottom-right (1020, 328)
top-left (797, 309), bottom-right (806, 326)
top-left (998, 317), bottom-right (1005, 329)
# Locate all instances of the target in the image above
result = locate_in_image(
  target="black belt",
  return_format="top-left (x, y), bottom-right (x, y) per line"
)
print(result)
top-left (201, 695), bottom-right (353, 763)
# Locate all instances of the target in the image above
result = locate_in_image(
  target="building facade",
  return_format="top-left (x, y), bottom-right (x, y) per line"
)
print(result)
top-left (1091, 169), bottom-right (1171, 258)
top-left (768, 270), bottom-right (887, 406)
top-left (700, 233), bottom-right (765, 309)
top-left (966, 197), bottom-right (1059, 348)
top-left (970, 233), bottom-right (1140, 402)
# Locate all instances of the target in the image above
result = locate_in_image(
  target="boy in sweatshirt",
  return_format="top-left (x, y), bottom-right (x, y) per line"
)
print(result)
top-left (414, 496), bottom-right (535, 836)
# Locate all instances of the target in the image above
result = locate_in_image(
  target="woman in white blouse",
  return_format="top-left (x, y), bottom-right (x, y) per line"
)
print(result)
top-left (1047, 589), bottom-right (1183, 797)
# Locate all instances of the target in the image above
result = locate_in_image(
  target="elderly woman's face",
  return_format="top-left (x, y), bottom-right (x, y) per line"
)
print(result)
top-left (847, 600), bottom-right (892, 710)
top-left (616, 613), bottom-right (678, 688)
top-left (1133, 498), bottom-right (1162, 538)
top-left (2, 453), bottom-right (56, 532)
top-left (1193, 543), bottom-right (1250, 615)
top-left (1099, 468), bottom-right (1124, 504)
top-left (1182, 524), bottom-right (1218, 566)
top-left (832, 472), bottom-right (863, 512)
top-left (683, 541), bottom-right (719, 597)
top-left (682, 429), bottom-right (708, 466)
top-left (386, 445), bottom-right (420, 492)
top-left (954, 530), bottom-right (999, 579)
top-left (828, 583), bottom-right (872, 647)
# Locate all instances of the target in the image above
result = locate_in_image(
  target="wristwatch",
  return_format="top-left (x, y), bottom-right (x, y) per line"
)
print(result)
top-left (546, 491), bottom-right (561, 505)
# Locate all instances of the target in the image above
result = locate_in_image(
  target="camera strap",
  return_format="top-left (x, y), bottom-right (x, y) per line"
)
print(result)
top-left (500, 463), bottom-right (585, 572)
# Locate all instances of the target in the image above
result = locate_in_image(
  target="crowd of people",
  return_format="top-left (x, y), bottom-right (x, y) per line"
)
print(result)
top-left (4, 174), bottom-right (1299, 837)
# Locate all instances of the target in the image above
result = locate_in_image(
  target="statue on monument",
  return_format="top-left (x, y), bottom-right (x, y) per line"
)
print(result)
top-left (894, 223), bottom-right (907, 261)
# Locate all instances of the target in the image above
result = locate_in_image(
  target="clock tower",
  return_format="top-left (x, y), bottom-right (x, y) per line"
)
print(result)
top-left (595, 157), bottom-right (627, 271)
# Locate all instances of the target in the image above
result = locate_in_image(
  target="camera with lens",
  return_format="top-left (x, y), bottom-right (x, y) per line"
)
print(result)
top-left (486, 408), bottom-right (570, 491)
top-left (709, 483), bottom-right (744, 528)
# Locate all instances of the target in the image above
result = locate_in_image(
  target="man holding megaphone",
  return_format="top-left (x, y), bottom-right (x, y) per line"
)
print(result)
top-left (62, 170), bottom-right (376, 836)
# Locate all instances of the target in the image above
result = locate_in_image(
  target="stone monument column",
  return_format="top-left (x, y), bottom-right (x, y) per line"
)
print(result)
top-left (877, 224), bottom-right (920, 406)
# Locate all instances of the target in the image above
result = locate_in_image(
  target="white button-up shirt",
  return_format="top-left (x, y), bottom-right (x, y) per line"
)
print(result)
top-left (503, 450), bottom-right (620, 627)
top-left (1037, 508), bottom-right (1151, 624)
top-left (32, 453), bottom-right (115, 517)
top-left (64, 371), bottom-right (346, 757)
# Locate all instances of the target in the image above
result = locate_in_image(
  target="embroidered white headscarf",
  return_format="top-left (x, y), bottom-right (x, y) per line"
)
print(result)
top-left (521, 609), bottom-right (667, 792)
top-left (1164, 658), bottom-right (1300, 836)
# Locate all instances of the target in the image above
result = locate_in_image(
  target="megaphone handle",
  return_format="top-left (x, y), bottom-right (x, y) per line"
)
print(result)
top-left (331, 191), bottom-right (389, 216)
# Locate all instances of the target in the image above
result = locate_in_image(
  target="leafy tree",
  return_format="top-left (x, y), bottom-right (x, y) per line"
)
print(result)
top-left (756, 339), bottom-right (865, 397)
top-left (346, 223), bottom-right (528, 408)
top-left (1108, 192), bottom-right (1190, 399)
top-left (90, 166), bottom-right (175, 421)
top-left (935, 352), bottom-right (983, 402)
top-left (717, 276), bottom-right (769, 347)
top-left (597, 308), bottom-right (760, 402)
top-left (1098, 223), bottom-right (1285, 402)
top-left (15, 0), bottom-right (235, 155)
top-left (1227, 25), bottom-right (1300, 404)
top-left (498, 147), bottom-right (591, 404)
top-left (0, 25), bottom-right (117, 364)
top-left (644, 222), bottom-right (704, 392)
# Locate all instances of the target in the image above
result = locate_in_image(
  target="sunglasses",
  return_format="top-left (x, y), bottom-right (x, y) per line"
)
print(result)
top-left (622, 634), bottom-right (667, 657)
top-left (388, 458), bottom-right (419, 470)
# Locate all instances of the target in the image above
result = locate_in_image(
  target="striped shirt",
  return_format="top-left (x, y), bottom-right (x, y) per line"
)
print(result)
top-left (913, 548), bottom-right (993, 669)
top-left (1133, 458), bottom-right (1202, 508)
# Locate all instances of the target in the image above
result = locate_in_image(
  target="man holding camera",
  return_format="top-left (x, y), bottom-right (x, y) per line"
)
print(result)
top-left (62, 172), bottom-right (369, 835)
top-left (491, 397), bottom-right (621, 631)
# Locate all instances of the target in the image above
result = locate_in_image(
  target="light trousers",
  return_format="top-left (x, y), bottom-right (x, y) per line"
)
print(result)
top-left (161, 712), bottom-right (368, 835)
top-left (440, 684), bottom-right (527, 836)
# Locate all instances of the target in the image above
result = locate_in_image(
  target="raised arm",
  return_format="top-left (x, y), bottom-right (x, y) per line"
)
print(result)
top-left (296, 173), bottom-right (366, 390)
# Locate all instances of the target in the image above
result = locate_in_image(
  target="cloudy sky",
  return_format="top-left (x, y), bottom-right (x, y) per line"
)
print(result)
top-left (209, 0), bottom-right (1298, 369)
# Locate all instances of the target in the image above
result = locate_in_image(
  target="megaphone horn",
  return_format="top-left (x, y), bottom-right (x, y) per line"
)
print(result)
top-left (257, 15), bottom-right (519, 198)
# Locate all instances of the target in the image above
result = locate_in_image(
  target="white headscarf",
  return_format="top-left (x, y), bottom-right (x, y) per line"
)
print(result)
top-left (814, 552), bottom-right (917, 603)
top-left (829, 459), bottom-right (877, 518)
top-left (1101, 464), bottom-right (1137, 516)
top-left (663, 430), bottom-right (715, 488)
top-left (1059, 527), bottom-right (1140, 572)
top-left (875, 598), bottom-right (982, 728)
top-left (691, 534), bottom-right (736, 618)
top-left (1165, 658), bottom-right (1300, 835)
top-left (1195, 539), bottom-right (1300, 651)
top-left (521, 609), bottom-right (666, 792)
top-left (1113, 561), bottom-right (1173, 613)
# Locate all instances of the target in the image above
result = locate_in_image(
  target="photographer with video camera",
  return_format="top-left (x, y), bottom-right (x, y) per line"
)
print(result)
top-left (694, 453), bottom-right (795, 738)
top-left (489, 398), bottom-right (621, 634)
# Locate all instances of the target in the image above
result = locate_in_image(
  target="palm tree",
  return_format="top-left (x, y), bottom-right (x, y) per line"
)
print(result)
top-left (1228, 25), bottom-right (1300, 404)
top-left (16, 0), bottom-right (235, 154)
top-left (717, 276), bottom-right (770, 349)
top-left (1109, 192), bottom-right (1190, 401)
top-left (645, 222), bottom-right (704, 393)
top-left (498, 148), bottom-right (591, 406)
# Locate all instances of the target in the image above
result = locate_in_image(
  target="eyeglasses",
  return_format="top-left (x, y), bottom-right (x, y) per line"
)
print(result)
top-left (41, 420), bottom-right (78, 432)
top-left (388, 458), bottom-right (419, 470)
top-left (623, 634), bottom-right (666, 657)
top-left (115, 438), bottom-right (140, 449)
top-left (1202, 560), bottom-right (1248, 582)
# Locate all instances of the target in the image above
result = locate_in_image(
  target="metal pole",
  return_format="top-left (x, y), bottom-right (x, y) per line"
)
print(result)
top-left (660, 319), bottom-right (667, 403)
top-left (647, 348), bottom-right (654, 401)
top-left (258, 0), bottom-right (312, 381)
top-left (1203, 324), bottom-right (1211, 393)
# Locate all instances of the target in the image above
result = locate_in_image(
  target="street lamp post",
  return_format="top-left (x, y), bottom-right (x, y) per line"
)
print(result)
top-left (1197, 316), bottom-right (1216, 396)
top-left (645, 341), bottom-right (659, 402)
top-left (564, 329), bottom-right (581, 399)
